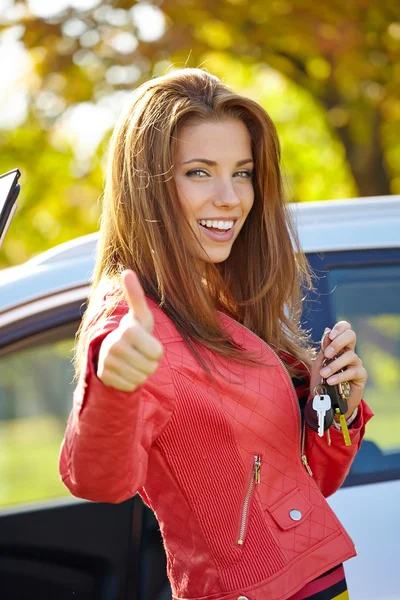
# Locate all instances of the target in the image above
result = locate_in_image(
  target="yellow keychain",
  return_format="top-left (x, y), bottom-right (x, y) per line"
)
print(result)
top-left (336, 408), bottom-right (352, 446)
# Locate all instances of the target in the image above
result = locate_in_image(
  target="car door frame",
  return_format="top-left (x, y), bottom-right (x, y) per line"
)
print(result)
top-left (0, 287), bottom-right (146, 600)
top-left (304, 246), bottom-right (400, 487)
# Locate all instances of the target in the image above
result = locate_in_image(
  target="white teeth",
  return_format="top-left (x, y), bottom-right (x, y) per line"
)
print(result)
top-left (198, 219), bottom-right (234, 230)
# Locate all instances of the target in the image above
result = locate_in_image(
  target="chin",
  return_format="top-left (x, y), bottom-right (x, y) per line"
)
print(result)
top-left (201, 252), bottom-right (232, 264)
top-left (196, 243), bottom-right (234, 264)
top-left (211, 256), bottom-right (230, 264)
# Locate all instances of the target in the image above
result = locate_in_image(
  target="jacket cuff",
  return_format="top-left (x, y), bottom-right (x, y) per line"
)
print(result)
top-left (331, 407), bottom-right (359, 430)
top-left (327, 399), bottom-right (373, 450)
top-left (86, 329), bottom-right (113, 381)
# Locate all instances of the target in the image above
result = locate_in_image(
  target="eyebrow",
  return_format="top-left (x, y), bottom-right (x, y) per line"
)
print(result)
top-left (182, 158), bottom-right (254, 167)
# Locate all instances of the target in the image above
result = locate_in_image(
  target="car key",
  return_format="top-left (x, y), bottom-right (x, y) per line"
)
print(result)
top-left (321, 355), bottom-right (352, 446)
top-left (322, 355), bottom-right (351, 413)
top-left (312, 393), bottom-right (332, 437)
top-left (304, 383), bottom-right (334, 433)
top-left (324, 376), bottom-right (350, 415)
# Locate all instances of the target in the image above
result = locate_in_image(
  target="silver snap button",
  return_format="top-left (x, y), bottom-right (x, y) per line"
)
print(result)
top-left (289, 509), bottom-right (302, 521)
top-left (237, 597), bottom-right (249, 600)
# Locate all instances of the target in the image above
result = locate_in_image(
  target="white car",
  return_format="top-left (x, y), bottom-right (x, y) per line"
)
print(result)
top-left (0, 196), bottom-right (399, 600)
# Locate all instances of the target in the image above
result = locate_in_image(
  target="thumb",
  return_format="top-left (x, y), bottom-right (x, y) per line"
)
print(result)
top-left (315, 328), bottom-right (331, 369)
top-left (310, 328), bottom-right (331, 393)
top-left (320, 327), bottom-right (331, 353)
top-left (121, 270), bottom-right (154, 333)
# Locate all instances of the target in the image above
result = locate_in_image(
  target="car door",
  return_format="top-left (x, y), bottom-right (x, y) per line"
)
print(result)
top-left (0, 288), bottom-right (170, 600)
top-left (2, 239), bottom-right (398, 600)
top-left (303, 247), bottom-right (400, 600)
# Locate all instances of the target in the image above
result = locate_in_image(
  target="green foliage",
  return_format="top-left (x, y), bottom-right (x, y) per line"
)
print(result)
top-left (208, 58), bottom-right (357, 201)
top-left (0, 116), bottom-right (104, 268)
top-left (157, 0), bottom-right (400, 196)
top-left (1, 0), bottom-right (399, 266)
top-left (0, 416), bottom-right (69, 507)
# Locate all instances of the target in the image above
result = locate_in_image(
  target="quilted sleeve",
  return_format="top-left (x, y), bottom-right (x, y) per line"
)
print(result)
top-left (305, 399), bottom-right (374, 498)
top-left (59, 302), bottom-right (175, 504)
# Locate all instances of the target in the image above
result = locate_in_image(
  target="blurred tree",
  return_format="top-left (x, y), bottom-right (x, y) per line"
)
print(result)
top-left (0, 0), bottom-right (399, 266)
top-left (151, 0), bottom-right (400, 197)
top-left (0, 114), bottom-right (105, 267)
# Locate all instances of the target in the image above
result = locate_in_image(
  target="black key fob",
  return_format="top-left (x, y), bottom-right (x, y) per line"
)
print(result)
top-left (322, 356), bottom-right (350, 415)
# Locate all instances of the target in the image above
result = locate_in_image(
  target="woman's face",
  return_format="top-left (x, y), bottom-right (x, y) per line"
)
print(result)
top-left (174, 118), bottom-right (255, 264)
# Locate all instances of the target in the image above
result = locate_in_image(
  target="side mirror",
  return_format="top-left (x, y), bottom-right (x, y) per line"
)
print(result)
top-left (0, 169), bottom-right (21, 250)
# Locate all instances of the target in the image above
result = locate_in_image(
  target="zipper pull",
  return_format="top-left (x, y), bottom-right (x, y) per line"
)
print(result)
top-left (254, 455), bottom-right (261, 484)
top-left (301, 454), bottom-right (313, 477)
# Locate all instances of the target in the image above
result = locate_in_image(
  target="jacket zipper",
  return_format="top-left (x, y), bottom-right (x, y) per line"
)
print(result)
top-left (218, 312), bottom-right (313, 477)
top-left (271, 349), bottom-right (313, 477)
top-left (238, 455), bottom-right (261, 546)
top-left (301, 419), bottom-right (313, 476)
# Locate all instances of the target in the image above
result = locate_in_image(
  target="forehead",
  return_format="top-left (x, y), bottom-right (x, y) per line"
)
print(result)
top-left (175, 118), bottom-right (252, 160)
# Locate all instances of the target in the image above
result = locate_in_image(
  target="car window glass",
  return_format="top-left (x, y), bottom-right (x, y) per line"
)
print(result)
top-left (0, 332), bottom-right (76, 506)
top-left (328, 265), bottom-right (400, 480)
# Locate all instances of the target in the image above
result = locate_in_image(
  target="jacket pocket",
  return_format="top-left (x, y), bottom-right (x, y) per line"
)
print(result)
top-left (267, 487), bottom-right (313, 531)
top-left (237, 454), bottom-right (262, 545)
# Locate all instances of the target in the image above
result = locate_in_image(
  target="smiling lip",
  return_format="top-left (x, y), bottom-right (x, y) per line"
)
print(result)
top-left (197, 219), bottom-right (237, 242)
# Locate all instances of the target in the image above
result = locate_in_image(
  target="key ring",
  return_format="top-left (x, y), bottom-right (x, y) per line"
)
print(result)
top-left (313, 383), bottom-right (327, 397)
top-left (320, 329), bottom-right (330, 350)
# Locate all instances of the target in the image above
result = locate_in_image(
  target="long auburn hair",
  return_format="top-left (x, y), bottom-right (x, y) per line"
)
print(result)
top-left (75, 68), bottom-right (314, 378)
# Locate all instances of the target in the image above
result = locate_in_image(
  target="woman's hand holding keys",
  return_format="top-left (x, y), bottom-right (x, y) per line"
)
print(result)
top-left (309, 320), bottom-right (367, 420)
top-left (96, 270), bottom-right (164, 391)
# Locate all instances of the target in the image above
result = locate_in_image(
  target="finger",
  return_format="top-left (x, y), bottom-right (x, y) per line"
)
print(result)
top-left (310, 328), bottom-right (331, 377)
top-left (320, 350), bottom-right (360, 378)
top-left (328, 321), bottom-right (352, 342)
top-left (114, 343), bottom-right (161, 375)
top-left (321, 327), bottom-right (331, 351)
top-left (324, 328), bottom-right (356, 358)
top-left (100, 370), bottom-right (143, 392)
top-left (325, 365), bottom-right (367, 387)
top-left (126, 324), bottom-right (164, 361)
top-left (103, 355), bottom-right (150, 385)
top-left (309, 331), bottom-right (330, 392)
top-left (121, 270), bottom-right (154, 333)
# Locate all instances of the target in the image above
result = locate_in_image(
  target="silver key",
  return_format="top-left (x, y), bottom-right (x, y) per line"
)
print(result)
top-left (312, 394), bottom-right (332, 437)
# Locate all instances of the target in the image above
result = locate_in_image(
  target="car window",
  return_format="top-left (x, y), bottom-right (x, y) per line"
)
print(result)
top-left (328, 264), bottom-right (400, 482)
top-left (0, 326), bottom-right (77, 506)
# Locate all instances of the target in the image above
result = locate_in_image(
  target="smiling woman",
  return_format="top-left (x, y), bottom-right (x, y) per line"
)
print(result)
top-left (72, 68), bottom-right (314, 378)
top-left (60, 68), bottom-right (371, 600)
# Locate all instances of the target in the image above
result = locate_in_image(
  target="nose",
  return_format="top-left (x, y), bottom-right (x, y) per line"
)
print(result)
top-left (213, 177), bottom-right (241, 208)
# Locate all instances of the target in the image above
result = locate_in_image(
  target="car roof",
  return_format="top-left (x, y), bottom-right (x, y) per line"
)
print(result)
top-left (1, 195), bottom-right (399, 314)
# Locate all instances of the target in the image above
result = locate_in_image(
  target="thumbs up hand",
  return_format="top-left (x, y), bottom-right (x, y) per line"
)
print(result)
top-left (96, 270), bottom-right (164, 392)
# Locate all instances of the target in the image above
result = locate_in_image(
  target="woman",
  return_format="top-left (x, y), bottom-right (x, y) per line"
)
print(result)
top-left (60, 68), bottom-right (372, 600)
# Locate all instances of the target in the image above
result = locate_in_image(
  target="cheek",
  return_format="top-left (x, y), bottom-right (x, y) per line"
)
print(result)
top-left (245, 187), bottom-right (255, 214)
top-left (175, 180), bottom-right (192, 214)
top-left (176, 180), bottom-right (208, 216)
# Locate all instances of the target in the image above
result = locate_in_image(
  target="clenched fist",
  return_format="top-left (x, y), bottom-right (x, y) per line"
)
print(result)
top-left (96, 270), bottom-right (164, 392)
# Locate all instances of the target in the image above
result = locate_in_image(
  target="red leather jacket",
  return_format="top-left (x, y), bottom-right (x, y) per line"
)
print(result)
top-left (60, 298), bottom-right (373, 600)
